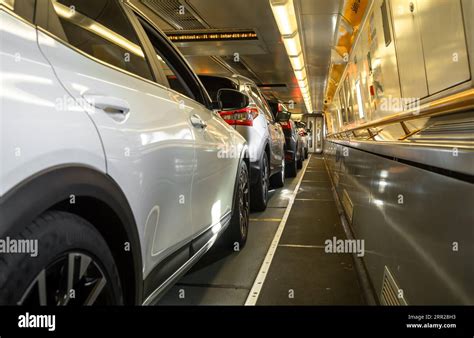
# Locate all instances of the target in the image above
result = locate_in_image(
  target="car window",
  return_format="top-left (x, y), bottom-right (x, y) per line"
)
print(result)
top-left (137, 17), bottom-right (208, 104)
top-left (5, 0), bottom-right (36, 23)
top-left (250, 85), bottom-right (274, 122)
top-left (44, 0), bottom-right (153, 81)
top-left (199, 76), bottom-right (238, 101)
top-left (261, 96), bottom-right (274, 119)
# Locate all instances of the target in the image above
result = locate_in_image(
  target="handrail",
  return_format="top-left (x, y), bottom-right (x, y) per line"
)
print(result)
top-left (327, 89), bottom-right (474, 137)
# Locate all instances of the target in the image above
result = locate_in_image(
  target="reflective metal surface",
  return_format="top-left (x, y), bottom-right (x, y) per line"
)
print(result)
top-left (324, 140), bottom-right (474, 304)
top-left (390, 0), bottom-right (428, 99)
top-left (416, 0), bottom-right (470, 94)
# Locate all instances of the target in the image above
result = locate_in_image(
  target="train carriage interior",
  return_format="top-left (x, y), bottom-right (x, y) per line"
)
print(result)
top-left (0, 0), bottom-right (473, 334)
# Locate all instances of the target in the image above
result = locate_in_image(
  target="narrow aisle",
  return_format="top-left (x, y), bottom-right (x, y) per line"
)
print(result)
top-left (255, 155), bottom-right (365, 305)
top-left (157, 164), bottom-right (306, 305)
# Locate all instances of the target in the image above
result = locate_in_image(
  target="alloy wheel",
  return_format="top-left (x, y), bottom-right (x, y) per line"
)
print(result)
top-left (18, 252), bottom-right (115, 305)
top-left (262, 155), bottom-right (269, 202)
top-left (239, 166), bottom-right (250, 238)
top-left (281, 158), bottom-right (285, 182)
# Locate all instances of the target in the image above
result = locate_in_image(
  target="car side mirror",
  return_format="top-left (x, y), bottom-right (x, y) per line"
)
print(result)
top-left (217, 89), bottom-right (249, 111)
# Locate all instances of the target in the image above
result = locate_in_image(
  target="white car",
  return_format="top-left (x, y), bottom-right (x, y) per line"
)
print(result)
top-left (0, 0), bottom-right (250, 305)
top-left (199, 74), bottom-right (286, 211)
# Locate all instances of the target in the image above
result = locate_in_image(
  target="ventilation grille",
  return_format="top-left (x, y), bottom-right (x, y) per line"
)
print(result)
top-left (381, 266), bottom-right (408, 305)
top-left (142, 0), bottom-right (206, 30)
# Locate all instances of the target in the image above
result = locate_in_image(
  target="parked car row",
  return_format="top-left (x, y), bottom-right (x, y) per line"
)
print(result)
top-left (295, 121), bottom-right (310, 159)
top-left (0, 0), bottom-right (306, 305)
top-left (266, 99), bottom-right (305, 177)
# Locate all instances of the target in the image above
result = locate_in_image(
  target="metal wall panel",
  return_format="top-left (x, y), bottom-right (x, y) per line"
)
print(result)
top-left (417, 0), bottom-right (471, 94)
top-left (462, 0), bottom-right (473, 75)
top-left (324, 140), bottom-right (474, 304)
top-left (390, 0), bottom-right (428, 99)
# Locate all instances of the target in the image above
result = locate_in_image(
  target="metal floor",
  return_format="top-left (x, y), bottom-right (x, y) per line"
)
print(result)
top-left (158, 155), bottom-right (365, 305)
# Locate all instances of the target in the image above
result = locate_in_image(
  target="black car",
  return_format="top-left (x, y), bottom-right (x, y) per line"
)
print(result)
top-left (266, 99), bottom-right (303, 177)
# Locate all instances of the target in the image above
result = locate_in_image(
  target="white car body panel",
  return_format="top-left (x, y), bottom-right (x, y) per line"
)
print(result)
top-left (36, 30), bottom-right (195, 277)
top-left (36, 29), bottom-right (243, 277)
top-left (189, 106), bottom-right (242, 236)
top-left (0, 11), bottom-right (105, 197)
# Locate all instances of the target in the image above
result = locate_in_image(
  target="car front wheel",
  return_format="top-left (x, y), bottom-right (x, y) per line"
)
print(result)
top-left (0, 211), bottom-right (123, 305)
top-left (270, 157), bottom-right (285, 188)
top-left (221, 160), bottom-right (250, 249)
top-left (251, 152), bottom-right (269, 211)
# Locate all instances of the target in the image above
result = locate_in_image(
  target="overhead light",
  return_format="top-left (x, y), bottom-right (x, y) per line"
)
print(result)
top-left (270, 0), bottom-right (313, 114)
top-left (289, 54), bottom-right (304, 71)
top-left (282, 33), bottom-right (302, 56)
top-left (269, 0), bottom-right (298, 35)
top-left (300, 86), bottom-right (309, 95)
top-left (294, 68), bottom-right (307, 81)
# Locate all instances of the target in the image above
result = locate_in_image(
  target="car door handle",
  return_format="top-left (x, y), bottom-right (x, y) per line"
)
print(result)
top-left (83, 94), bottom-right (130, 114)
top-left (190, 114), bottom-right (207, 129)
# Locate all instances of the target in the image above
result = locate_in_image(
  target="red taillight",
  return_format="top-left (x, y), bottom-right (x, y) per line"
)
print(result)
top-left (219, 107), bottom-right (259, 126)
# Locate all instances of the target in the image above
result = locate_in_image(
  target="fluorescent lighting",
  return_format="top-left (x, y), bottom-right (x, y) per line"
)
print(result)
top-left (294, 68), bottom-right (307, 81)
top-left (282, 33), bottom-right (302, 56)
top-left (270, 0), bottom-right (313, 114)
top-left (300, 86), bottom-right (309, 95)
top-left (297, 79), bottom-right (306, 88)
top-left (270, 0), bottom-right (298, 36)
top-left (289, 54), bottom-right (304, 71)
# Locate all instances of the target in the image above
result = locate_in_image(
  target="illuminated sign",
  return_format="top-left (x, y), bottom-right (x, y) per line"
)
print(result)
top-left (167, 30), bottom-right (258, 42)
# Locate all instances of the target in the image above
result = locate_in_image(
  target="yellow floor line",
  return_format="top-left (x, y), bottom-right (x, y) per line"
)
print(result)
top-left (249, 218), bottom-right (282, 222)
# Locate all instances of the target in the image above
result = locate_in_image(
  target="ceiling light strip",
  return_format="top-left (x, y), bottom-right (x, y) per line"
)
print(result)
top-left (270, 0), bottom-right (312, 113)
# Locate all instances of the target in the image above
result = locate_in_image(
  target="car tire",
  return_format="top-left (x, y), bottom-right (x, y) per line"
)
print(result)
top-left (220, 160), bottom-right (250, 250)
top-left (286, 153), bottom-right (297, 177)
top-left (297, 153), bottom-right (303, 169)
top-left (270, 157), bottom-right (285, 188)
top-left (0, 211), bottom-right (123, 305)
top-left (251, 152), bottom-right (269, 211)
